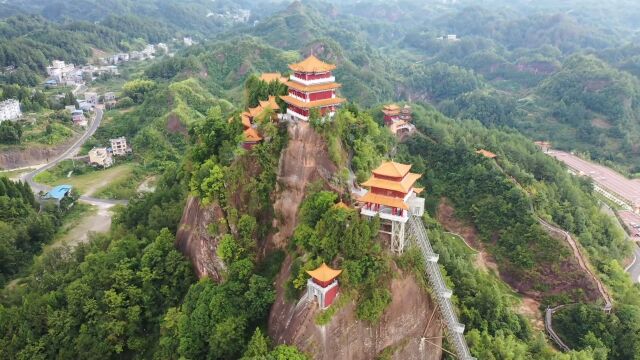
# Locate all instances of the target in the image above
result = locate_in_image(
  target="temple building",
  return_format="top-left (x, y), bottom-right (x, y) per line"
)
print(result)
top-left (234, 95), bottom-right (280, 149)
top-left (358, 161), bottom-right (425, 253)
top-left (259, 72), bottom-right (288, 84)
top-left (280, 55), bottom-right (345, 122)
top-left (243, 127), bottom-right (263, 150)
top-left (306, 263), bottom-right (342, 309)
top-left (382, 104), bottom-right (414, 136)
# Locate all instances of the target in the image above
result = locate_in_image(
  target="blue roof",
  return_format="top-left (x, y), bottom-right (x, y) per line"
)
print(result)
top-left (45, 185), bottom-right (72, 200)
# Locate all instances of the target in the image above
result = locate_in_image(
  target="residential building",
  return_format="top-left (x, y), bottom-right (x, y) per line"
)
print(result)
top-left (110, 137), bottom-right (130, 156)
top-left (89, 147), bottom-right (113, 167)
top-left (183, 37), bottom-right (194, 46)
top-left (71, 110), bottom-right (87, 127)
top-left (78, 101), bottom-right (92, 112)
top-left (43, 185), bottom-right (74, 206)
top-left (65, 105), bottom-right (77, 112)
top-left (0, 99), bottom-right (21, 122)
top-left (84, 92), bottom-right (98, 106)
top-left (46, 60), bottom-right (75, 83)
top-left (280, 55), bottom-right (345, 122)
top-left (104, 92), bottom-right (116, 101)
top-left (534, 141), bottom-right (552, 153)
top-left (157, 43), bottom-right (169, 53)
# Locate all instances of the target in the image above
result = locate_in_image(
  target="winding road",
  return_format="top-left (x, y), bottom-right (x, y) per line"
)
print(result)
top-left (21, 108), bottom-right (128, 206)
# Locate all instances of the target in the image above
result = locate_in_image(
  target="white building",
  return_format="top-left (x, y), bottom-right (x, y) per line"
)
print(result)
top-left (89, 147), bottom-right (113, 168)
top-left (46, 60), bottom-right (75, 83)
top-left (157, 43), bottom-right (169, 53)
top-left (110, 137), bottom-right (129, 156)
top-left (0, 99), bottom-right (22, 122)
top-left (183, 37), bottom-right (194, 46)
top-left (84, 92), bottom-right (98, 106)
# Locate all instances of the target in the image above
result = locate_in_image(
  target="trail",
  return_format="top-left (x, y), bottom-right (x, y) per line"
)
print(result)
top-left (492, 160), bottom-right (612, 351)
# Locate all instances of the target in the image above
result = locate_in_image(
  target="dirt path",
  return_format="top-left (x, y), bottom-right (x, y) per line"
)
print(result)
top-left (436, 199), bottom-right (498, 273)
top-left (51, 203), bottom-right (114, 249)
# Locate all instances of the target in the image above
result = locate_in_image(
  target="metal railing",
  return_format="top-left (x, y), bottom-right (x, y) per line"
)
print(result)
top-left (407, 216), bottom-right (476, 360)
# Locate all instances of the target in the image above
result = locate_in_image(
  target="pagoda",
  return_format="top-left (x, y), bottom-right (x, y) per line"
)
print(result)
top-left (280, 55), bottom-right (345, 122)
top-left (306, 263), bottom-right (342, 309)
top-left (357, 161), bottom-right (425, 253)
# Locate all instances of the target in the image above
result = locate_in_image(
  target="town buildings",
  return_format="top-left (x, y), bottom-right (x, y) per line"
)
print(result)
top-left (89, 147), bottom-right (113, 168)
top-left (306, 263), bottom-right (342, 309)
top-left (280, 55), bottom-right (345, 122)
top-left (0, 99), bottom-right (21, 122)
top-left (46, 60), bottom-right (75, 83)
top-left (110, 137), bottom-right (130, 156)
top-left (358, 161), bottom-right (425, 253)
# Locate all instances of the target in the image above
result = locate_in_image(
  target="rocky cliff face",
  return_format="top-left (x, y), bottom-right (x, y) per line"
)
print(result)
top-left (268, 256), bottom-right (443, 360)
top-left (0, 141), bottom-right (79, 170)
top-left (175, 196), bottom-right (226, 281)
top-left (270, 121), bottom-right (338, 249)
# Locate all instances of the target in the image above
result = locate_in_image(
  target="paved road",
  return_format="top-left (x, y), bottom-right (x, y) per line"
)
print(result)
top-left (550, 150), bottom-right (640, 208)
top-left (21, 108), bottom-right (128, 207)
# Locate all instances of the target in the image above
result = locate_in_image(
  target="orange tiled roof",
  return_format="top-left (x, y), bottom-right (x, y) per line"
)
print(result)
top-left (307, 263), bottom-right (342, 282)
top-left (383, 104), bottom-right (400, 111)
top-left (361, 172), bottom-right (421, 193)
top-left (285, 80), bottom-right (341, 92)
top-left (476, 149), bottom-right (497, 159)
top-left (414, 187), bottom-right (424, 194)
top-left (244, 127), bottom-right (262, 142)
top-left (280, 95), bottom-right (345, 109)
top-left (260, 72), bottom-right (287, 83)
top-left (229, 113), bottom-right (252, 129)
top-left (372, 161), bottom-right (412, 178)
top-left (358, 192), bottom-right (409, 210)
top-left (289, 55), bottom-right (336, 73)
top-left (258, 96), bottom-right (279, 111)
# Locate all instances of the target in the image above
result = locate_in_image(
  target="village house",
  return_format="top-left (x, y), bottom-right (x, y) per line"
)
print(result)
top-left (71, 109), bottom-right (87, 127)
top-left (109, 137), bottom-right (130, 156)
top-left (42, 185), bottom-right (74, 207)
top-left (89, 147), bottom-right (113, 168)
top-left (0, 99), bottom-right (22, 122)
top-left (84, 92), bottom-right (98, 106)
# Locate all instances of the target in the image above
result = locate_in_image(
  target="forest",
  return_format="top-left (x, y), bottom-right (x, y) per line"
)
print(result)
top-left (2, 0), bottom-right (640, 359)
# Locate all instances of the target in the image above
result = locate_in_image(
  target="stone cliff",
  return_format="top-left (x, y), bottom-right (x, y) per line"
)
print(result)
top-left (268, 256), bottom-right (443, 360)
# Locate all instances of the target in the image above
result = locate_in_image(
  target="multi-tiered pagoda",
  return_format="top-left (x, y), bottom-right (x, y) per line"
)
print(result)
top-left (358, 161), bottom-right (425, 253)
top-left (382, 103), bottom-right (414, 136)
top-left (280, 55), bottom-right (345, 122)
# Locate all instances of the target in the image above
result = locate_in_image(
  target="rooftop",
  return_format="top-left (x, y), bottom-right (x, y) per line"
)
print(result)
top-left (289, 55), bottom-right (336, 73)
top-left (285, 80), bottom-right (341, 92)
top-left (361, 172), bottom-right (421, 193)
top-left (280, 95), bottom-right (345, 109)
top-left (372, 161), bottom-right (412, 178)
top-left (307, 263), bottom-right (342, 282)
top-left (45, 185), bottom-right (72, 200)
top-left (259, 72), bottom-right (288, 83)
top-left (244, 127), bottom-right (262, 142)
top-left (358, 192), bottom-right (408, 210)
top-left (476, 149), bottom-right (497, 159)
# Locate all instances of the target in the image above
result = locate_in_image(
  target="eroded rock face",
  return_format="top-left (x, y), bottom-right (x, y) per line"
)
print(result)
top-left (0, 141), bottom-right (78, 170)
top-left (270, 121), bottom-right (337, 249)
top-left (175, 196), bottom-right (226, 282)
top-left (268, 256), bottom-right (443, 360)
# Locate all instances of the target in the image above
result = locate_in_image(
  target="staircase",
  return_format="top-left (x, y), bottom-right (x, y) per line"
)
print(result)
top-left (407, 216), bottom-right (476, 360)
